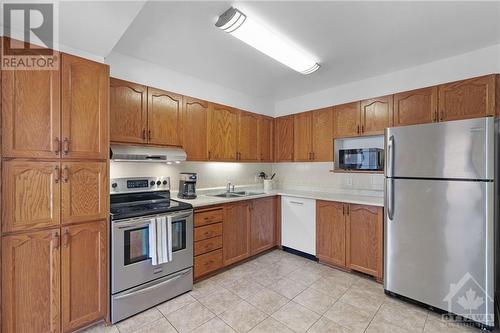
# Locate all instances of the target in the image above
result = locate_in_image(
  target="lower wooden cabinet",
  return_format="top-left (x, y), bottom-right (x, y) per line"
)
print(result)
top-left (1, 221), bottom-right (107, 333)
top-left (62, 220), bottom-right (107, 332)
top-left (223, 201), bottom-right (251, 266)
top-left (250, 197), bottom-right (276, 255)
top-left (194, 207), bottom-right (224, 279)
top-left (2, 229), bottom-right (61, 333)
top-left (316, 200), bottom-right (383, 281)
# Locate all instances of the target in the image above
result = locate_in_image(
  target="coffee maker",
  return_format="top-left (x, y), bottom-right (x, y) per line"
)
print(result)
top-left (178, 173), bottom-right (197, 199)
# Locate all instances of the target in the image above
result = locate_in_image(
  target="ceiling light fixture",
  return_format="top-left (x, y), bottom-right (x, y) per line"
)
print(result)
top-left (215, 7), bottom-right (320, 75)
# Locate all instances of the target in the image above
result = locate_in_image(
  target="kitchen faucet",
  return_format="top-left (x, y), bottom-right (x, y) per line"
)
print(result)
top-left (226, 181), bottom-right (235, 193)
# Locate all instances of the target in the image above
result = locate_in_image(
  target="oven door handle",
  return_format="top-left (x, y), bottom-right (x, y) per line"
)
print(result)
top-left (117, 220), bottom-right (151, 229)
top-left (113, 269), bottom-right (191, 300)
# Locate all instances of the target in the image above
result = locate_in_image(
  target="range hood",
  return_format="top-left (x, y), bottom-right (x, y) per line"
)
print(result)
top-left (110, 144), bottom-right (187, 163)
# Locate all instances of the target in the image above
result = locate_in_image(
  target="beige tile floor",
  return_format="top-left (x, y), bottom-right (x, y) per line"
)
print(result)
top-left (85, 250), bottom-right (483, 333)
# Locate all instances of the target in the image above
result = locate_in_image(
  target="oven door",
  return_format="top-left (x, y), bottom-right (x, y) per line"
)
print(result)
top-left (112, 210), bottom-right (193, 293)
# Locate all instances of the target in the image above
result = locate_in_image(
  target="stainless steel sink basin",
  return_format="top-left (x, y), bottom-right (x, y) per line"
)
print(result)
top-left (209, 191), bottom-right (265, 198)
top-left (233, 191), bottom-right (265, 196)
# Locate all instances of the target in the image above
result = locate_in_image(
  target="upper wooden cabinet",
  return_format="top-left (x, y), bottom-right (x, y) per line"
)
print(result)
top-left (333, 102), bottom-right (361, 138)
top-left (393, 87), bottom-right (438, 126)
top-left (2, 66), bottom-right (61, 158)
top-left (62, 220), bottom-right (107, 332)
top-left (110, 78), bottom-right (147, 143)
top-left (250, 197), bottom-right (276, 255)
top-left (275, 115), bottom-right (294, 162)
top-left (208, 104), bottom-right (239, 161)
top-left (2, 229), bottom-right (61, 333)
top-left (3, 160), bottom-right (61, 233)
top-left (293, 108), bottom-right (333, 161)
top-left (347, 204), bottom-right (383, 281)
top-left (147, 87), bottom-right (183, 146)
top-left (61, 162), bottom-right (108, 225)
top-left (438, 75), bottom-right (496, 121)
top-left (238, 111), bottom-right (260, 161)
top-left (183, 97), bottom-right (208, 161)
top-left (61, 54), bottom-right (109, 160)
top-left (223, 201), bottom-right (251, 265)
top-left (360, 95), bottom-right (393, 136)
top-left (316, 200), bottom-right (346, 267)
top-left (293, 112), bottom-right (313, 161)
top-left (258, 116), bottom-right (274, 162)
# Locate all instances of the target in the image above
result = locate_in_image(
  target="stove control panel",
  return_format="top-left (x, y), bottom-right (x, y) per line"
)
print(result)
top-left (110, 177), bottom-right (170, 193)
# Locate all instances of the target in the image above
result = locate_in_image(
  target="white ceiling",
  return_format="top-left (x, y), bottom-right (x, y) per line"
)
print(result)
top-left (111, 1), bottom-right (500, 101)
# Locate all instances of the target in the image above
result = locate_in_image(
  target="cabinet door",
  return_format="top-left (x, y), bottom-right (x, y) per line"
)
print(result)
top-left (223, 202), bottom-right (250, 265)
top-left (208, 104), bottom-right (239, 161)
top-left (3, 161), bottom-right (61, 232)
top-left (438, 75), bottom-right (496, 121)
top-left (312, 108), bottom-right (333, 161)
top-left (183, 97), bottom-right (208, 161)
top-left (61, 162), bottom-right (108, 224)
top-left (110, 78), bottom-right (147, 143)
top-left (347, 204), bottom-right (383, 280)
top-left (360, 95), bottom-right (393, 136)
top-left (274, 115), bottom-right (294, 162)
top-left (62, 220), bottom-right (107, 332)
top-left (316, 201), bottom-right (346, 267)
top-left (147, 87), bottom-right (183, 146)
top-left (61, 54), bottom-right (109, 159)
top-left (250, 197), bottom-right (276, 255)
top-left (2, 65), bottom-right (61, 158)
top-left (238, 111), bottom-right (260, 161)
top-left (294, 112), bottom-right (313, 161)
top-left (2, 229), bottom-right (61, 333)
top-left (333, 102), bottom-right (360, 138)
top-left (393, 87), bottom-right (438, 126)
top-left (258, 116), bottom-right (273, 162)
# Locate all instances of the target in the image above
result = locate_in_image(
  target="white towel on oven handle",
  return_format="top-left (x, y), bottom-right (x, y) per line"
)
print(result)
top-left (166, 215), bottom-right (173, 262)
top-left (149, 218), bottom-right (159, 266)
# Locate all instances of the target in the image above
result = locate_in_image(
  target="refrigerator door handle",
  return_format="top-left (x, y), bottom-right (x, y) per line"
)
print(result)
top-left (387, 135), bottom-right (394, 177)
top-left (387, 178), bottom-right (394, 220)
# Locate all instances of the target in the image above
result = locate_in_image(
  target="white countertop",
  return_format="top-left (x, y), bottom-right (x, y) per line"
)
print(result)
top-left (174, 188), bottom-right (384, 208)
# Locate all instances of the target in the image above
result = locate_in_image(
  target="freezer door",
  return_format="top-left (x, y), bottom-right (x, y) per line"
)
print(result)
top-left (384, 178), bottom-right (494, 327)
top-left (385, 117), bottom-right (494, 180)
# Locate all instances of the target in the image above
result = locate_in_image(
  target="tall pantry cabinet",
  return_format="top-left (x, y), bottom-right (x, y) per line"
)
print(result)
top-left (1, 40), bottom-right (109, 333)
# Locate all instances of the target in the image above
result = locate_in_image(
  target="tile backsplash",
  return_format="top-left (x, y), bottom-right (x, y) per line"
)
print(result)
top-left (111, 161), bottom-right (384, 193)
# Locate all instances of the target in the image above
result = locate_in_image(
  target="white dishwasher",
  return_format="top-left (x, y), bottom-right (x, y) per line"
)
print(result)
top-left (281, 196), bottom-right (316, 256)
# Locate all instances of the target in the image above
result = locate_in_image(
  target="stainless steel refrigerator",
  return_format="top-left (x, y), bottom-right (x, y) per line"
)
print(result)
top-left (384, 117), bottom-right (497, 328)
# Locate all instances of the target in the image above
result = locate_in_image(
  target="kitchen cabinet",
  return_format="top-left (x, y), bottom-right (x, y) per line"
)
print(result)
top-left (62, 220), bottom-right (107, 332)
top-left (293, 112), bottom-right (313, 161)
top-left (183, 97), bottom-right (208, 161)
top-left (238, 111), bottom-right (260, 161)
top-left (2, 160), bottom-right (61, 233)
top-left (360, 95), bottom-right (393, 136)
top-left (347, 204), bottom-right (383, 281)
top-left (2, 63), bottom-right (61, 158)
top-left (333, 102), bottom-right (361, 138)
top-left (250, 197), bottom-right (276, 255)
top-left (110, 78), bottom-right (148, 143)
top-left (147, 87), bottom-right (183, 146)
top-left (274, 115), bottom-right (294, 162)
top-left (316, 200), bottom-right (346, 267)
top-left (393, 87), bottom-right (438, 126)
top-left (61, 54), bottom-right (109, 160)
top-left (223, 201), bottom-right (251, 265)
top-left (61, 162), bottom-right (108, 224)
top-left (438, 74), bottom-right (496, 121)
top-left (2, 229), bottom-right (61, 333)
top-left (258, 116), bottom-right (274, 162)
top-left (208, 104), bottom-right (239, 161)
top-left (281, 196), bottom-right (316, 255)
top-left (193, 207), bottom-right (224, 279)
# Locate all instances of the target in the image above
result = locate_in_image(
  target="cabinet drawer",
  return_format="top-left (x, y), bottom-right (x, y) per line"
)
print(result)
top-left (194, 209), bottom-right (223, 227)
top-left (194, 223), bottom-right (222, 241)
top-left (194, 236), bottom-right (223, 256)
top-left (194, 249), bottom-right (223, 278)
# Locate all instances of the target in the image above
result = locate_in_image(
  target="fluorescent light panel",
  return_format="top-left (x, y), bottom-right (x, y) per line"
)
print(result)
top-left (216, 7), bottom-right (319, 75)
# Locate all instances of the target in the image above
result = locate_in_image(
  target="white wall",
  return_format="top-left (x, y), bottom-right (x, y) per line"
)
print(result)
top-left (105, 52), bottom-right (274, 116)
top-left (275, 43), bottom-right (500, 116)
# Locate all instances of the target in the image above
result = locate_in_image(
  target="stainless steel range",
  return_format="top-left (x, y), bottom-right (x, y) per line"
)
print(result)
top-left (110, 176), bottom-right (193, 323)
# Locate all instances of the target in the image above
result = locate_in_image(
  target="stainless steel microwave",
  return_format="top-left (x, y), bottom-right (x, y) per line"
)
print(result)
top-left (338, 148), bottom-right (384, 171)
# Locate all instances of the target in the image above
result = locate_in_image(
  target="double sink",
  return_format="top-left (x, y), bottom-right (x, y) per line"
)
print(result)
top-left (209, 191), bottom-right (265, 198)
